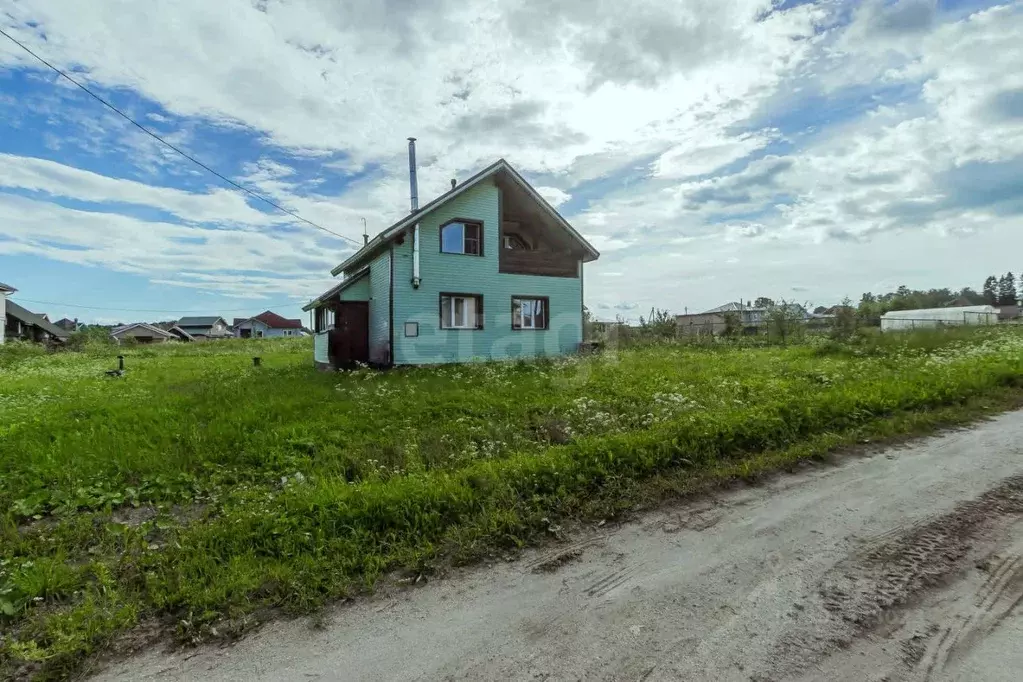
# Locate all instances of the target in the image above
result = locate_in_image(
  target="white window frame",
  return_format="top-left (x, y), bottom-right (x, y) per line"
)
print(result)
top-left (512, 297), bottom-right (547, 330)
top-left (440, 294), bottom-right (482, 330)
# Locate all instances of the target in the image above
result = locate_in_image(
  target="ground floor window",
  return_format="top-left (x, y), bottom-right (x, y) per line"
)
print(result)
top-left (314, 307), bottom-right (336, 333)
top-left (440, 293), bottom-right (483, 329)
top-left (512, 296), bottom-right (549, 330)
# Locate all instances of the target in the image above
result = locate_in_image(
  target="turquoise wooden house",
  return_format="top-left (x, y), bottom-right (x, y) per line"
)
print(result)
top-left (304, 140), bottom-right (599, 368)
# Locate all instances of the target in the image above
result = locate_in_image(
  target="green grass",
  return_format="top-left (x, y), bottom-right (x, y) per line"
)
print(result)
top-left (3, 328), bottom-right (1023, 679)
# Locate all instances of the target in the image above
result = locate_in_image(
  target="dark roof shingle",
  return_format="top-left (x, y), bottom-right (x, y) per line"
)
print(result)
top-left (4, 300), bottom-right (69, 339)
top-left (176, 316), bottom-right (226, 327)
top-left (253, 311), bottom-right (303, 329)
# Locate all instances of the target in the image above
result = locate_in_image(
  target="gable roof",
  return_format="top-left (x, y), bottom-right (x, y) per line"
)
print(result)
top-left (330, 159), bottom-right (599, 276)
top-left (4, 299), bottom-right (70, 339)
top-left (110, 322), bottom-right (176, 339)
top-left (704, 302), bottom-right (756, 314)
top-left (253, 311), bottom-right (303, 329)
top-left (167, 325), bottom-right (195, 341)
top-left (233, 311), bottom-right (304, 329)
top-left (176, 316), bottom-right (228, 327)
top-left (0, 282), bottom-right (16, 294)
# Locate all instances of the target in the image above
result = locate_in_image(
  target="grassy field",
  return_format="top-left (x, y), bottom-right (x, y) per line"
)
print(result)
top-left (3, 329), bottom-right (1023, 679)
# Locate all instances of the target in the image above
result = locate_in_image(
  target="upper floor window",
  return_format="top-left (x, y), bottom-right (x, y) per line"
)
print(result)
top-left (503, 233), bottom-right (529, 250)
top-left (440, 220), bottom-right (482, 255)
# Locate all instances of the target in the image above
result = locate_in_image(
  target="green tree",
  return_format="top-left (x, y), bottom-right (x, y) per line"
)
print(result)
top-left (766, 301), bottom-right (804, 345)
top-left (65, 326), bottom-right (115, 351)
top-left (956, 287), bottom-right (987, 305)
top-left (722, 311), bottom-right (740, 339)
top-left (753, 297), bottom-right (775, 308)
top-left (983, 276), bottom-right (998, 305)
top-left (830, 297), bottom-right (858, 340)
top-left (639, 307), bottom-right (676, 339)
top-left (998, 272), bottom-right (1018, 306)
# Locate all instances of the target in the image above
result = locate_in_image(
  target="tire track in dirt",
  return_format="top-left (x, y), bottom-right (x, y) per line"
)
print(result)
top-left (916, 552), bottom-right (1023, 680)
top-left (811, 474), bottom-right (1023, 681)
top-left (821, 474), bottom-right (1023, 631)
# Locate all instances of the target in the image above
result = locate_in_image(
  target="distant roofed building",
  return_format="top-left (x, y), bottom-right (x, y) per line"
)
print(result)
top-left (175, 316), bottom-right (232, 339)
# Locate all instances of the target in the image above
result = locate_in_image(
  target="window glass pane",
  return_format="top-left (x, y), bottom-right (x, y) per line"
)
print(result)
top-left (522, 299), bottom-right (533, 328)
top-left (535, 299), bottom-right (546, 328)
top-left (464, 297), bottom-right (476, 327)
top-left (441, 224), bottom-right (464, 253)
top-left (441, 296), bottom-right (452, 327)
top-left (512, 299), bottom-right (522, 327)
top-left (465, 223), bottom-right (481, 254)
top-left (454, 297), bottom-right (466, 327)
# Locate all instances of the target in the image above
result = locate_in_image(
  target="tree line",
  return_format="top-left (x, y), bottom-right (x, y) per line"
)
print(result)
top-left (983, 273), bottom-right (1018, 307)
top-left (854, 274), bottom-right (1016, 320)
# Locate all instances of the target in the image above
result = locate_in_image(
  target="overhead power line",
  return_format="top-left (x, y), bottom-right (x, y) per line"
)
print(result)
top-left (0, 26), bottom-right (362, 247)
top-left (14, 297), bottom-right (304, 314)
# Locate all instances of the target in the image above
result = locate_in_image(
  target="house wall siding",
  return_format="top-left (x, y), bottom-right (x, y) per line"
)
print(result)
top-left (368, 250), bottom-right (391, 364)
top-left (0, 293), bottom-right (6, 345)
top-left (339, 275), bottom-right (370, 301)
top-left (234, 320), bottom-right (299, 338)
top-left (390, 180), bottom-right (582, 365)
top-left (313, 331), bottom-right (329, 364)
top-left (234, 319), bottom-right (268, 337)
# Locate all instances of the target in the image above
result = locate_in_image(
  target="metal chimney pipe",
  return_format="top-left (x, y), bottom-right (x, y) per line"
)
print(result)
top-left (407, 137), bottom-right (419, 213)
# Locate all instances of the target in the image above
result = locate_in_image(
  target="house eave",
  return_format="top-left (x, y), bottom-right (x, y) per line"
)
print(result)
top-left (110, 322), bottom-right (175, 339)
top-left (303, 266), bottom-right (370, 311)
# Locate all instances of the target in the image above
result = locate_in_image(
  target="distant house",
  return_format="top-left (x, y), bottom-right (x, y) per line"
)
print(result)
top-left (2, 295), bottom-right (70, 344)
top-left (233, 311), bottom-right (305, 338)
top-left (54, 317), bottom-right (82, 333)
top-left (676, 301), bottom-right (809, 336)
top-left (166, 325), bottom-right (196, 342)
top-left (175, 316), bottom-right (232, 340)
top-left (675, 312), bottom-right (727, 336)
top-left (110, 322), bottom-right (177, 344)
top-left (997, 305), bottom-right (1021, 322)
top-left (0, 282), bottom-right (14, 345)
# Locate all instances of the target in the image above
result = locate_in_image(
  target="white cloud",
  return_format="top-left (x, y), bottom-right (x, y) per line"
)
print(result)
top-left (0, 193), bottom-right (339, 299)
top-left (0, 0), bottom-right (1020, 317)
top-left (0, 0), bottom-right (821, 176)
top-left (535, 186), bottom-right (571, 207)
top-left (654, 130), bottom-right (777, 179)
top-left (0, 153), bottom-right (281, 226)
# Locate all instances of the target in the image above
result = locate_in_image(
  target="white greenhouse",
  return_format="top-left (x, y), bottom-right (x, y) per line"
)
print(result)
top-left (880, 305), bottom-right (1000, 332)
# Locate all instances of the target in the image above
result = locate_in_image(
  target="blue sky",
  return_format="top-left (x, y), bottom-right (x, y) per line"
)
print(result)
top-left (1, 0), bottom-right (1022, 323)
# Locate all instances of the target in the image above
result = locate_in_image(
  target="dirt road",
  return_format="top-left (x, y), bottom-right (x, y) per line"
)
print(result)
top-left (96, 412), bottom-right (1023, 682)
